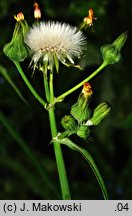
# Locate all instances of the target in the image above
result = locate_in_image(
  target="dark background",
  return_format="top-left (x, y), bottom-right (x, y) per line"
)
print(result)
top-left (0, 0), bottom-right (131, 199)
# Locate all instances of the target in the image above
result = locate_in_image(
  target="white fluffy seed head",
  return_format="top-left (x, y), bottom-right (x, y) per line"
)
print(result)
top-left (25, 21), bottom-right (86, 71)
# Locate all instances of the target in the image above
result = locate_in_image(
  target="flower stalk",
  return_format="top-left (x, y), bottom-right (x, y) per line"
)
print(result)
top-left (47, 70), bottom-right (71, 200)
top-left (14, 61), bottom-right (47, 108)
top-left (56, 61), bottom-right (107, 102)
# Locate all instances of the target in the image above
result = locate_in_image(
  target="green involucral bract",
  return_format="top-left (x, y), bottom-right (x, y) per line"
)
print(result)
top-left (77, 124), bottom-right (90, 139)
top-left (70, 92), bottom-right (91, 123)
top-left (101, 32), bottom-right (127, 65)
top-left (61, 115), bottom-right (78, 133)
top-left (3, 20), bottom-right (29, 62)
top-left (89, 102), bottom-right (111, 125)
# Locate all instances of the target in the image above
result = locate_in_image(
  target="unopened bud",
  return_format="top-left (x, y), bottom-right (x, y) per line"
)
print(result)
top-left (80, 8), bottom-right (97, 31)
top-left (89, 102), bottom-right (111, 125)
top-left (84, 8), bottom-right (96, 27)
top-left (77, 125), bottom-right (90, 139)
top-left (101, 32), bottom-right (128, 65)
top-left (34, 2), bottom-right (41, 19)
top-left (71, 82), bottom-right (92, 122)
top-left (14, 12), bottom-right (24, 21)
top-left (61, 115), bottom-right (78, 133)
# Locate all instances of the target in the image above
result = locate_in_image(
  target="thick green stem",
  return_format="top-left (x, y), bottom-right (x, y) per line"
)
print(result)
top-left (48, 71), bottom-right (71, 199)
top-left (48, 109), bottom-right (71, 199)
top-left (14, 61), bottom-right (47, 108)
top-left (57, 62), bottom-right (107, 102)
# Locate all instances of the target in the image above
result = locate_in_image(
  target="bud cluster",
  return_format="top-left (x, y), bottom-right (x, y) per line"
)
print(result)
top-left (3, 2), bottom-right (42, 62)
top-left (60, 83), bottom-right (111, 139)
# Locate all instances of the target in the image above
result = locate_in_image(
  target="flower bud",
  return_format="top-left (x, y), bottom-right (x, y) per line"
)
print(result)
top-left (89, 102), bottom-right (111, 125)
top-left (101, 32), bottom-right (128, 65)
top-left (3, 12), bottom-right (29, 62)
top-left (80, 8), bottom-right (97, 31)
top-left (34, 2), bottom-right (41, 19)
top-left (71, 83), bottom-right (92, 123)
top-left (61, 115), bottom-right (78, 133)
top-left (77, 125), bottom-right (90, 139)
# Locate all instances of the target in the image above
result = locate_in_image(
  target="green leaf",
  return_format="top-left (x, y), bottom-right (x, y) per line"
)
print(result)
top-left (53, 136), bottom-right (108, 199)
top-left (0, 65), bottom-right (29, 106)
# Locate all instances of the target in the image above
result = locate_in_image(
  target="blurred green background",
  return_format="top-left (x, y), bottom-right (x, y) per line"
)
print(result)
top-left (0, 0), bottom-right (131, 199)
